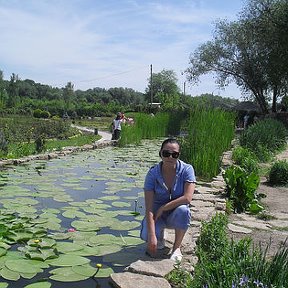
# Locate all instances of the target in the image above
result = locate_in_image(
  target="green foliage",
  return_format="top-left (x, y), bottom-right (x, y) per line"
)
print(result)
top-left (269, 160), bottom-right (288, 186)
top-left (0, 129), bottom-right (8, 157)
top-left (177, 213), bottom-right (288, 288)
top-left (0, 116), bottom-right (100, 158)
top-left (181, 107), bottom-right (235, 180)
top-left (239, 118), bottom-right (287, 160)
top-left (196, 213), bottom-right (229, 262)
top-left (232, 146), bottom-right (259, 174)
top-left (165, 262), bottom-right (193, 288)
top-left (223, 165), bottom-right (262, 214)
top-left (35, 135), bottom-right (46, 153)
top-left (118, 112), bottom-right (172, 147)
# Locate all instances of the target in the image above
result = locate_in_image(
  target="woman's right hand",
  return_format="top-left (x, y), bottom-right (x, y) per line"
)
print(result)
top-left (147, 234), bottom-right (157, 256)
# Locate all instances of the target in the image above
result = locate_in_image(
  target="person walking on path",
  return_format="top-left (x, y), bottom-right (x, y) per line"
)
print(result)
top-left (111, 112), bottom-right (123, 140)
top-left (140, 138), bottom-right (196, 262)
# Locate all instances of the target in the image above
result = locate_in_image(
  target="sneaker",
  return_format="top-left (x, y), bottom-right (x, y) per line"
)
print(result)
top-left (170, 248), bottom-right (183, 262)
top-left (157, 238), bottom-right (165, 250)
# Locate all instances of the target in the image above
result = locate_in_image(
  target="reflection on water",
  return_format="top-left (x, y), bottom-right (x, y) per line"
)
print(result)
top-left (0, 139), bottom-right (162, 287)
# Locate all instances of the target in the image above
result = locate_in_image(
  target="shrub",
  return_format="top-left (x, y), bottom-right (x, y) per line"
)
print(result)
top-left (239, 118), bottom-right (287, 157)
top-left (223, 165), bottom-right (262, 214)
top-left (40, 110), bottom-right (50, 118)
top-left (269, 160), bottom-right (288, 186)
top-left (232, 146), bottom-right (259, 174)
top-left (33, 109), bottom-right (43, 118)
top-left (0, 130), bottom-right (8, 156)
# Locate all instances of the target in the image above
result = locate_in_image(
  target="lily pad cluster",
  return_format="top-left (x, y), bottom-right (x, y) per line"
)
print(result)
top-left (0, 139), bottom-right (162, 286)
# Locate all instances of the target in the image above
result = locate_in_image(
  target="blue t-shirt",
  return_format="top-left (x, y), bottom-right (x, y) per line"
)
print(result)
top-left (144, 160), bottom-right (196, 208)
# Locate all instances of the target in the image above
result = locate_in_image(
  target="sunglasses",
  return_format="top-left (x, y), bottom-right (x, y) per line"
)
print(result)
top-left (161, 150), bottom-right (180, 159)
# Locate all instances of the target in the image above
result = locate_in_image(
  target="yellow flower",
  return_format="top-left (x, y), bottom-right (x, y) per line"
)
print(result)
top-left (96, 263), bottom-right (102, 268)
top-left (34, 239), bottom-right (40, 243)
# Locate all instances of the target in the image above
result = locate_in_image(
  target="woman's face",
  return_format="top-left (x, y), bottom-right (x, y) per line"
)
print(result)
top-left (160, 142), bottom-right (180, 164)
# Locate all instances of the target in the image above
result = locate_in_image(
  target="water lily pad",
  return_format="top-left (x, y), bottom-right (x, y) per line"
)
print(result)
top-left (71, 264), bottom-right (97, 277)
top-left (0, 283), bottom-right (8, 288)
top-left (88, 234), bottom-right (122, 246)
top-left (24, 282), bottom-right (52, 288)
top-left (49, 267), bottom-right (89, 282)
top-left (47, 254), bottom-right (90, 267)
top-left (50, 232), bottom-right (71, 240)
top-left (94, 265), bottom-right (114, 278)
top-left (62, 210), bottom-right (86, 219)
top-left (71, 220), bottom-right (101, 232)
top-left (5, 259), bottom-right (42, 274)
top-left (56, 242), bottom-right (84, 253)
top-left (111, 201), bottom-right (131, 208)
top-left (0, 247), bottom-right (7, 257)
top-left (98, 195), bottom-right (120, 201)
top-left (20, 271), bottom-right (38, 279)
top-left (0, 266), bottom-right (20, 281)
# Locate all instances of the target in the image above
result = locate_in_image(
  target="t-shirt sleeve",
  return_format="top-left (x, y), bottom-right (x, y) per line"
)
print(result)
top-left (143, 168), bottom-right (155, 192)
top-left (184, 164), bottom-right (196, 183)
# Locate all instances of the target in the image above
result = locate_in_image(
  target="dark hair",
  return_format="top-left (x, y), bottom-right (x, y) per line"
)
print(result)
top-left (159, 138), bottom-right (180, 157)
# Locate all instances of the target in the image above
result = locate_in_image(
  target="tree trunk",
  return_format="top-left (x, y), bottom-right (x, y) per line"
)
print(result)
top-left (272, 86), bottom-right (278, 113)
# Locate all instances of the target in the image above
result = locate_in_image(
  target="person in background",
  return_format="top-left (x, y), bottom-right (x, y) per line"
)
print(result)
top-left (111, 112), bottom-right (123, 140)
top-left (243, 112), bottom-right (250, 129)
top-left (140, 138), bottom-right (196, 262)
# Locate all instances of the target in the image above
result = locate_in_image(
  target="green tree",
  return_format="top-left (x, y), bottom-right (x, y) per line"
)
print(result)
top-left (62, 82), bottom-right (75, 111)
top-left (7, 73), bottom-right (20, 108)
top-left (0, 70), bottom-right (8, 109)
top-left (186, 0), bottom-right (288, 114)
top-left (145, 69), bottom-right (180, 109)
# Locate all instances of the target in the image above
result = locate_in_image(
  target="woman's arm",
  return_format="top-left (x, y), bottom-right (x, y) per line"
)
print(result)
top-left (144, 190), bottom-right (157, 255)
top-left (155, 182), bottom-right (195, 221)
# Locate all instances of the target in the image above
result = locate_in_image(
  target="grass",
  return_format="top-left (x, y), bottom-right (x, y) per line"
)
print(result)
top-left (181, 108), bottom-right (236, 181)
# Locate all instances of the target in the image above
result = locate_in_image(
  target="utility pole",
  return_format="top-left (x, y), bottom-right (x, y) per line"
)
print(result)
top-left (183, 81), bottom-right (186, 96)
top-left (150, 64), bottom-right (153, 104)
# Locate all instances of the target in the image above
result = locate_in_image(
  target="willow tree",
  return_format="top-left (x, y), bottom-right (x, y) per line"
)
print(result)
top-left (186, 0), bottom-right (288, 114)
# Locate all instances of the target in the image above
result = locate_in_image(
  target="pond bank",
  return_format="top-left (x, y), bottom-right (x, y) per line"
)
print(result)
top-left (0, 130), bottom-right (114, 168)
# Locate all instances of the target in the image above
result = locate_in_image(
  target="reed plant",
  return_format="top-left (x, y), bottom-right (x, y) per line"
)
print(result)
top-left (118, 111), bottom-right (187, 147)
top-left (180, 108), bottom-right (235, 180)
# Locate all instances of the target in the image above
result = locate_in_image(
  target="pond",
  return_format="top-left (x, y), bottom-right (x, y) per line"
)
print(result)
top-left (0, 139), bottom-right (163, 288)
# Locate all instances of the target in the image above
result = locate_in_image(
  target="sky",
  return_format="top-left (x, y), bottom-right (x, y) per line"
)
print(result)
top-left (0, 0), bottom-right (246, 99)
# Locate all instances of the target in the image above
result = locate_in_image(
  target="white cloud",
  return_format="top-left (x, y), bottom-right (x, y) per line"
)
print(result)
top-left (0, 0), bottom-right (244, 99)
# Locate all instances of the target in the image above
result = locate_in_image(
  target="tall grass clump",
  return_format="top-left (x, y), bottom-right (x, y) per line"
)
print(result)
top-left (181, 108), bottom-right (235, 180)
top-left (168, 213), bottom-right (288, 288)
top-left (118, 112), bottom-right (185, 147)
top-left (239, 118), bottom-right (287, 161)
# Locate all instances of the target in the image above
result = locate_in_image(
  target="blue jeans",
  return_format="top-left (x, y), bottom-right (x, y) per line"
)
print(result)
top-left (140, 204), bottom-right (191, 241)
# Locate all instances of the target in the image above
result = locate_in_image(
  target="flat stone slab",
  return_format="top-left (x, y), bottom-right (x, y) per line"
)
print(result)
top-left (267, 219), bottom-right (288, 229)
top-left (232, 220), bottom-right (272, 230)
top-left (228, 223), bottom-right (252, 234)
top-left (125, 259), bottom-right (174, 277)
top-left (110, 272), bottom-right (171, 288)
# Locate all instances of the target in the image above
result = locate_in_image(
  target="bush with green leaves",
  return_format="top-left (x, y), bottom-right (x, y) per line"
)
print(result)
top-left (0, 130), bottom-right (8, 157)
top-left (169, 213), bottom-right (288, 288)
top-left (239, 118), bottom-right (287, 160)
top-left (269, 160), bottom-right (288, 186)
top-left (223, 165), bottom-right (263, 214)
top-left (232, 146), bottom-right (259, 174)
